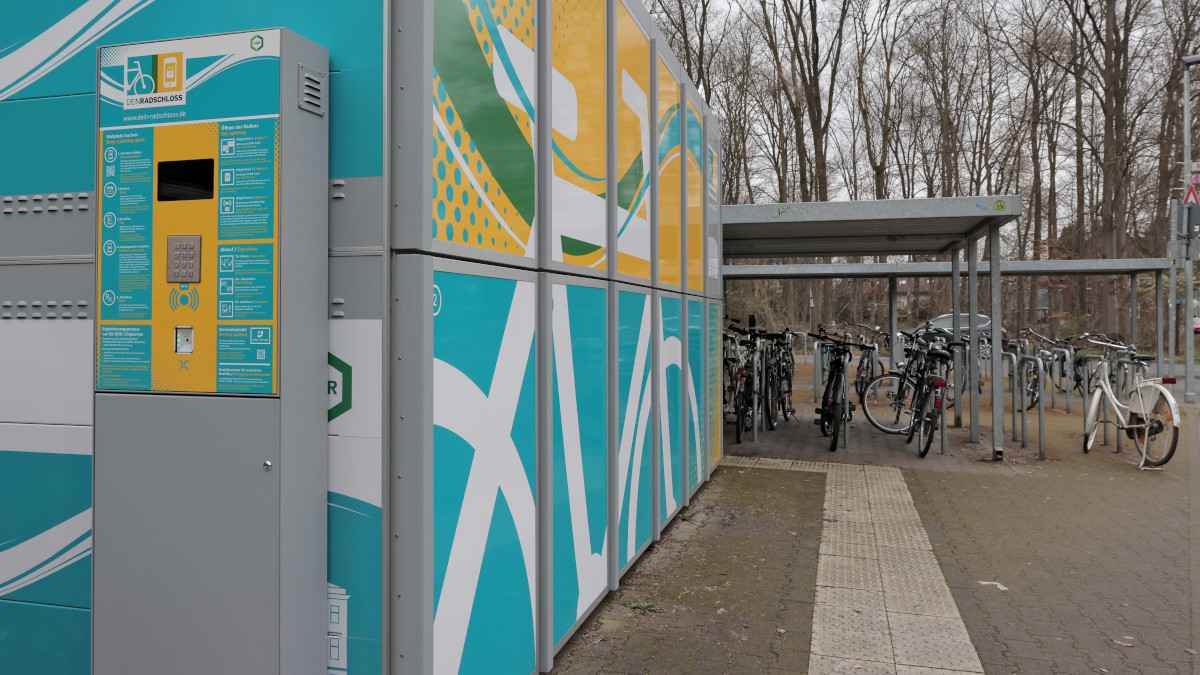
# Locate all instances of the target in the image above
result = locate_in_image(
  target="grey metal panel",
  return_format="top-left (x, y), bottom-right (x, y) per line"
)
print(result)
top-left (390, 0), bottom-right (434, 253)
top-left (329, 176), bottom-right (386, 250)
top-left (0, 192), bottom-right (96, 258)
top-left (648, 39), bottom-right (660, 292)
top-left (722, 258), bottom-right (1174, 280)
top-left (93, 393), bottom-right (282, 675)
top-left (278, 30), bottom-right (330, 675)
top-left (722, 196), bottom-right (1021, 258)
top-left (537, 270), bottom-right (553, 672)
top-left (329, 253), bottom-right (385, 320)
top-left (652, 42), bottom-right (682, 294)
top-left (606, 278), bottom-right (620, 590)
top-left (0, 260), bottom-right (95, 319)
top-left (389, 252), bottom-right (434, 672)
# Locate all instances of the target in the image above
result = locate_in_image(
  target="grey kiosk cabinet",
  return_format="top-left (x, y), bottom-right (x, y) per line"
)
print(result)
top-left (92, 29), bottom-right (329, 675)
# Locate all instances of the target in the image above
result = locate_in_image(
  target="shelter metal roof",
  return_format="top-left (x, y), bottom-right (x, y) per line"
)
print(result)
top-left (722, 196), bottom-right (1021, 258)
top-left (722, 258), bottom-right (1173, 280)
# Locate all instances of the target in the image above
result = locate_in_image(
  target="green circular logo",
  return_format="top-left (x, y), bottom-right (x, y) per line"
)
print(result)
top-left (250, 35), bottom-right (264, 52)
top-left (994, 200), bottom-right (1007, 212)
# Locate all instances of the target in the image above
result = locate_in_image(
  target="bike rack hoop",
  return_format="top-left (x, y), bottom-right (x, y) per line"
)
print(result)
top-left (1017, 355), bottom-right (1047, 460)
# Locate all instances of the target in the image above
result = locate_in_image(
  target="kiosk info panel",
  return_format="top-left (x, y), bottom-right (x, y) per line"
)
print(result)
top-left (93, 29), bottom-right (328, 675)
top-left (96, 30), bottom-right (293, 395)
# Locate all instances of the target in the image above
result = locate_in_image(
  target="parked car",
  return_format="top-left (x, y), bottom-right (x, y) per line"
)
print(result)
top-left (1193, 316), bottom-right (1199, 334)
top-left (910, 313), bottom-right (1007, 346)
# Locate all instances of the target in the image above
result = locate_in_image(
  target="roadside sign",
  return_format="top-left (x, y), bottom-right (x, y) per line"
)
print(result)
top-left (1185, 184), bottom-right (1200, 205)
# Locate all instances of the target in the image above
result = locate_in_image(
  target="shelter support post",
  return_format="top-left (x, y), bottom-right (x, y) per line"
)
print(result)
top-left (1156, 271), bottom-right (1164, 375)
top-left (989, 226), bottom-right (1004, 460)
top-left (889, 276), bottom-right (898, 372)
top-left (1169, 200), bottom-right (1179, 382)
top-left (967, 239), bottom-right (980, 442)
top-left (951, 247), bottom-right (962, 427)
top-left (1188, 238), bottom-right (1195, 403)
top-left (1130, 274), bottom-right (1138, 350)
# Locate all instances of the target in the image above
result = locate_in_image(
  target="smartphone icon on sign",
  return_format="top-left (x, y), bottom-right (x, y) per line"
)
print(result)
top-left (162, 57), bottom-right (178, 89)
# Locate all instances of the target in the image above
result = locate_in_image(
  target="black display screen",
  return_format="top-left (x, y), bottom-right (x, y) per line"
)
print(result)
top-left (157, 159), bottom-right (214, 201)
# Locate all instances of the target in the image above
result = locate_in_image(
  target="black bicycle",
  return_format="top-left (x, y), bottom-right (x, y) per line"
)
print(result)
top-left (812, 327), bottom-right (873, 452)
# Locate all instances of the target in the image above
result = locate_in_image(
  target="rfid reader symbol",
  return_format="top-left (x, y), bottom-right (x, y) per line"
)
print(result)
top-left (170, 284), bottom-right (199, 311)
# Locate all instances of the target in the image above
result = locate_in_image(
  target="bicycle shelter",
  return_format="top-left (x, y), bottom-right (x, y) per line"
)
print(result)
top-left (722, 196), bottom-right (1021, 460)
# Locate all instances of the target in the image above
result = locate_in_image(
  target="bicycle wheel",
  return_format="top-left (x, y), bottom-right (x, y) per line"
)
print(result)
top-left (1019, 361), bottom-right (1040, 411)
top-left (906, 381), bottom-right (928, 444)
top-left (818, 374), bottom-right (835, 437)
top-left (1130, 386), bottom-right (1179, 466)
top-left (828, 395), bottom-right (843, 452)
top-left (1083, 388), bottom-right (1102, 453)
top-left (860, 373), bottom-right (915, 434)
top-left (734, 384), bottom-right (745, 444)
top-left (918, 408), bottom-right (937, 458)
top-left (764, 369), bottom-right (778, 431)
top-left (779, 378), bottom-right (793, 421)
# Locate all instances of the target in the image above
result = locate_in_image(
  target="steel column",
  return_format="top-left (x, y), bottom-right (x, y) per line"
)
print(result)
top-left (1170, 201), bottom-right (1179, 381)
top-left (989, 226), bottom-right (1004, 460)
top-left (1156, 271), bottom-right (1164, 375)
top-left (888, 276), bottom-right (898, 373)
top-left (951, 247), bottom-right (962, 427)
top-left (1130, 273), bottom-right (1138, 350)
top-left (967, 238), bottom-right (980, 442)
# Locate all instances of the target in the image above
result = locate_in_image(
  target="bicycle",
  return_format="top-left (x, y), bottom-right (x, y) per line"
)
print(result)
top-left (859, 325), bottom-right (949, 437)
top-left (725, 322), bottom-right (757, 443)
top-left (812, 327), bottom-right (873, 452)
top-left (1080, 333), bottom-right (1180, 468)
top-left (853, 324), bottom-right (887, 397)
top-left (904, 342), bottom-right (957, 458)
top-left (764, 330), bottom-right (796, 422)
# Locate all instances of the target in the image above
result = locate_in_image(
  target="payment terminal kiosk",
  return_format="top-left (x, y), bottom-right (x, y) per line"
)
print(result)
top-left (92, 29), bottom-right (328, 675)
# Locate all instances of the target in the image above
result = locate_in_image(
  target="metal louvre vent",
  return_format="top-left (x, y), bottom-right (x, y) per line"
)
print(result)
top-left (298, 64), bottom-right (326, 116)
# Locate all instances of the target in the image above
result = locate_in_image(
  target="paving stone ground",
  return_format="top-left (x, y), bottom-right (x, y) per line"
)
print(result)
top-left (555, 378), bottom-right (1197, 674)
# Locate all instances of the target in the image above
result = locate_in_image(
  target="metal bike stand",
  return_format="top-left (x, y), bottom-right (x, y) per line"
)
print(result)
top-left (1017, 355), bottom-right (1047, 459)
top-left (1079, 354), bottom-right (1107, 444)
top-left (1114, 358), bottom-right (1141, 455)
top-left (1051, 347), bottom-right (1073, 414)
top-left (1001, 351), bottom-right (1018, 442)
top-left (940, 395), bottom-right (947, 455)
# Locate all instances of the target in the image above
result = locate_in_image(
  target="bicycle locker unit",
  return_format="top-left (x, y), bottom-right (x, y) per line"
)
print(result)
top-left (0, 1), bottom-right (723, 674)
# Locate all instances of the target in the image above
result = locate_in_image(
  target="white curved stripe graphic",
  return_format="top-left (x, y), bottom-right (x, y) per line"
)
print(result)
top-left (0, 0), bottom-right (155, 101)
top-left (432, 281), bottom-right (536, 675)
top-left (626, 374), bottom-right (652, 557)
top-left (550, 286), bottom-right (608, 615)
top-left (658, 301), bottom-right (682, 516)
top-left (0, 510), bottom-right (92, 596)
top-left (686, 363), bottom-right (703, 484)
top-left (617, 296), bottom-right (652, 563)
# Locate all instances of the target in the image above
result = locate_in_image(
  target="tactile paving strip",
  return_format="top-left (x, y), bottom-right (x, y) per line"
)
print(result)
top-left (717, 456), bottom-right (984, 673)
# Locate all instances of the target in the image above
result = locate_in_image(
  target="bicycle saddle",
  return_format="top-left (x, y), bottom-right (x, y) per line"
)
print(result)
top-left (1133, 354), bottom-right (1155, 362)
top-left (928, 349), bottom-right (952, 361)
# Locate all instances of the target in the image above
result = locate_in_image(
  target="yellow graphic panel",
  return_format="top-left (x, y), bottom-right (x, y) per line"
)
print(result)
top-left (552, 0), bottom-right (607, 268)
top-left (615, 1), bottom-right (651, 280)
top-left (685, 97), bottom-right (704, 292)
top-left (656, 59), bottom-right (681, 287)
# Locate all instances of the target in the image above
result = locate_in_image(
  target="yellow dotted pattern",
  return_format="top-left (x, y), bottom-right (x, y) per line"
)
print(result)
top-left (431, 0), bottom-right (536, 254)
top-left (686, 98), bottom-right (704, 293)
top-left (615, 0), bottom-right (651, 279)
top-left (657, 59), bottom-right (682, 287)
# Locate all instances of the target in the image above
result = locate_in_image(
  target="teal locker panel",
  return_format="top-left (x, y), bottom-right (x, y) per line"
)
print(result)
top-left (432, 270), bottom-right (537, 675)
top-left (658, 295), bottom-right (682, 524)
top-left (686, 299), bottom-right (703, 494)
top-left (616, 289), bottom-right (652, 567)
top-left (550, 283), bottom-right (608, 644)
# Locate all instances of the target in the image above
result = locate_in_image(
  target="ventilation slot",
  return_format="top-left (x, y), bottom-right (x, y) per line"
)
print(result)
top-left (298, 64), bottom-right (326, 116)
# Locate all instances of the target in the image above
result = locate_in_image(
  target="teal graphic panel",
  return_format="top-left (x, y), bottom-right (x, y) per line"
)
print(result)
top-left (687, 299), bottom-right (703, 493)
top-left (1, 0), bottom-right (383, 194)
top-left (0, 600), bottom-right (90, 675)
top-left (551, 283), bottom-right (608, 643)
top-left (617, 289), bottom-right (652, 566)
top-left (216, 243), bottom-right (275, 320)
top-left (433, 270), bottom-right (536, 674)
top-left (659, 296), bottom-right (682, 524)
top-left (328, 492), bottom-right (382, 675)
top-left (0, 451), bottom-right (92, 609)
top-left (216, 324), bottom-right (274, 394)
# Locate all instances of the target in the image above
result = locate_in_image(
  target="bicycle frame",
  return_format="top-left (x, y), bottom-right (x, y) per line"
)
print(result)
top-left (1085, 355), bottom-right (1181, 468)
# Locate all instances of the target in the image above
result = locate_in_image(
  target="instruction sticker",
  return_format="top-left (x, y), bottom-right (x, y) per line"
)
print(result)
top-left (97, 325), bottom-right (152, 390)
top-left (217, 119), bottom-right (277, 240)
top-left (217, 324), bottom-right (274, 393)
top-left (100, 128), bottom-right (154, 320)
top-left (216, 243), bottom-right (275, 320)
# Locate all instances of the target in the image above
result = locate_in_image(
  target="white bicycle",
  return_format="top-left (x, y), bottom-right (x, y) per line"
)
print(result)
top-left (1081, 334), bottom-right (1180, 468)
